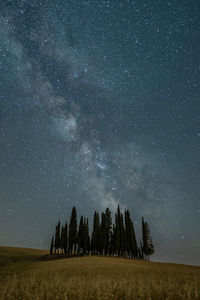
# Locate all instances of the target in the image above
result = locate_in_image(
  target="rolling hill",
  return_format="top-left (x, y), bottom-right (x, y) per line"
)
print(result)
top-left (0, 247), bottom-right (199, 299)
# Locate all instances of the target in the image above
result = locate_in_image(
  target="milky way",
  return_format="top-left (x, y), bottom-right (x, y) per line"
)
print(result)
top-left (0, 1), bottom-right (200, 265)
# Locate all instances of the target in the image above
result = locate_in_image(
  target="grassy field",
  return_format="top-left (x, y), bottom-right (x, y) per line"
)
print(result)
top-left (0, 247), bottom-right (199, 300)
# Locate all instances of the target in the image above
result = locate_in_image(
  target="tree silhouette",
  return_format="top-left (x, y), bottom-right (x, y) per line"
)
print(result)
top-left (63, 222), bottom-right (68, 254)
top-left (86, 218), bottom-right (90, 254)
top-left (78, 216), bottom-right (85, 254)
top-left (142, 217), bottom-right (154, 261)
top-left (104, 208), bottom-right (112, 255)
top-left (55, 220), bottom-right (61, 254)
top-left (91, 211), bottom-right (102, 254)
top-left (129, 211), bottom-right (138, 258)
top-left (101, 212), bottom-right (107, 255)
top-left (61, 226), bottom-right (65, 254)
top-left (50, 206), bottom-right (154, 261)
top-left (68, 207), bottom-right (77, 254)
top-left (115, 206), bottom-right (125, 256)
top-left (50, 235), bottom-right (54, 255)
top-left (113, 214), bottom-right (119, 256)
top-left (119, 212), bottom-right (126, 257)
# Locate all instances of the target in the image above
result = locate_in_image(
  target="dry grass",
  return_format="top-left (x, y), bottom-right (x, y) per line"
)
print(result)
top-left (0, 247), bottom-right (200, 300)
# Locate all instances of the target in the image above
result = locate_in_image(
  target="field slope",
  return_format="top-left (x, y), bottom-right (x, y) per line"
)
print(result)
top-left (0, 247), bottom-right (199, 300)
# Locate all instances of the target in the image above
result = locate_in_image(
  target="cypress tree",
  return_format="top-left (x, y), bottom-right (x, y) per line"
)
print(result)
top-left (101, 209), bottom-right (112, 255)
top-left (83, 218), bottom-right (89, 254)
top-left (91, 212), bottom-right (96, 254)
top-left (116, 206), bottom-right (125, 256)
top-left (91, 211), bottom-right (101, 254)
top-left (110, 225), bottom-right (114, 256)
top-left (55, 220), bottom-right (61, 254)
top-left (97, 217), bottom-right (103, 254)
top-left (142, 217), bottom-right (147, 258)
top-left (63, 222), bottom-right (68, 254)
top-left (50, 235), bottom-right (54, 255)
top-left (104, 208), bottom-right (112, 255)
top-left (113, 213), bottom-right (120, 256)
top-left (61, 226), bottom-right (65, 254)
top-left (130, 218), bottom-right (138, 258)
top-left (115, 206), bottom-right (120, 256)
top-left (119, 213), bottom-right (126, 257)
top-left (68, 206), bottom-right (78, 254)
top-left (125, 210), bottom-right (138, 259)
top-left (142, 217), bottom-right (154, 261)
top-left (78, 217), bottom-right (90, 255)
top-left (86, 218), bottom-right (90, 254)
top-left (125, 210), bottom-right (131, 258)
top-left (101, 212), bottom-right (107, 255)
top-left (78, 216), bottom-right (84, 254)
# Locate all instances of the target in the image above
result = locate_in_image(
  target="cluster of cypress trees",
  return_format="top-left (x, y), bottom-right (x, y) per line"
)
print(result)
top-left (50, 206), bottom-right (154, 261)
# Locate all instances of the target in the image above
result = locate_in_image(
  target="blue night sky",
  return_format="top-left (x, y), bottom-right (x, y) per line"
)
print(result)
top-left (0, 0), bottom-right (200, 265)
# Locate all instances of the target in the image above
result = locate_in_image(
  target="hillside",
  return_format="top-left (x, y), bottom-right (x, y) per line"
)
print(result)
top-left (0, 247), bottom-right (199, 299)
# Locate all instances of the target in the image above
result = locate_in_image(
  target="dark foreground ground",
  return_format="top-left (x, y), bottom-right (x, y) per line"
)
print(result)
top-left (0, 247), bottom-right (200, 299)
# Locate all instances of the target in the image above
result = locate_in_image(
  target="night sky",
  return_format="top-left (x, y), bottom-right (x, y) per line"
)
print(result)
top-left (0, 0), bottom-right (200, 265)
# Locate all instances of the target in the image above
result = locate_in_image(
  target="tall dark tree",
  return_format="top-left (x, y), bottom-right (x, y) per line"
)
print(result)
top-left (142, 217), bottom-right (154, 261)
top-left (60, 226), bottom-right (65, 254)
top-left (91, 211), bottom-right (101, 254)
top-left (109, 228), bottom-right (114, 256)
top-left (68, 206), bottom-right (78, 254)
top-left (125, 210), bottom-right (138, 258)
top-left (78, 217), bottom-right (90, 255)
top-left (101, 209), bottom-right (112, 255)
top-left (119, 212), bottom-right (126, 256)
top-left (115, 206), bottom-right (125, 256)
top-left (84, 218), bottom-right (90, 254)
top-left (50, 235), bottom-right (54, 255)
top-left (101, 212), bottom-right (107, 255)
top-left (55, 220), bottom-right (61, 254)
top-left (130, 218), bottom-right (138, 258)
top-left (82, 218), bottom-right (90, 254)
top-left (113, 214), bottom-right (120, 256)
top-left (63, 222), bottom-right (68, 254)
top-left (125, 210), bottom-right (131, 258)
top-left (78, 216), bottom-right (84, 254)
top-left (104, 208), bottom-right (112, 255)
